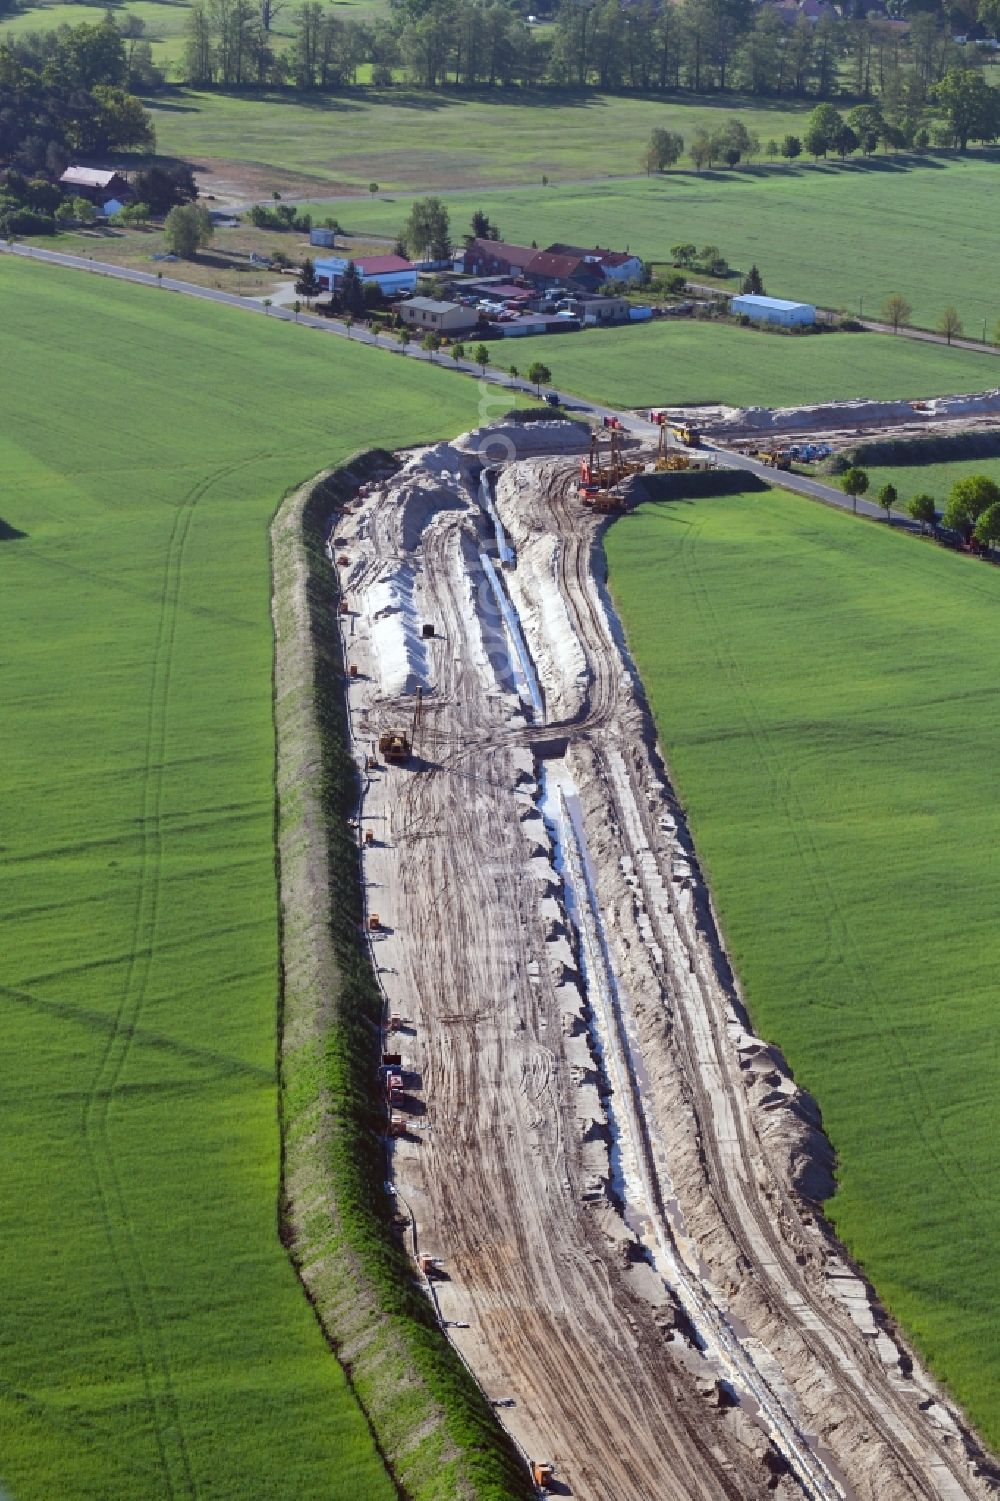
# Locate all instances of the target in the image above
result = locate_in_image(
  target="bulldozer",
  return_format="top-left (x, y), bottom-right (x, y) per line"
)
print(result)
top-left (377, 687), bottom-right (423, 764)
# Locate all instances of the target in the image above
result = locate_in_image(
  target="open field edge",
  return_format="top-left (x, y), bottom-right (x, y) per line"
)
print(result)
top-left (270, 456), bottom-right (536, 1501)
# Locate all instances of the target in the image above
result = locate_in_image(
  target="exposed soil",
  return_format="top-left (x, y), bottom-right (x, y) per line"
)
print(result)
top-left (329, 425), bottom-right (999, 1501)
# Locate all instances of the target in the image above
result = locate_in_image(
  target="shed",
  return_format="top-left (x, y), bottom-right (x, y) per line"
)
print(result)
top-left (60, 166), bottom-right (131, 203)
top-left (310, 227), bottom-right (336, 248)
top-left (731, 295), bottom-right (816, 327)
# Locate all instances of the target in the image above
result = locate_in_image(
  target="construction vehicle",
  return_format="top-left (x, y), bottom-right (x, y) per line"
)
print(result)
top-left (531, 1460), bottom-right (554, 1490)
top-left (672, 421), bottom-right (702, 448)
top-left (755, 447), bottom-right (790, 470)
top-left (377, 687), bottom-right (423, 764)
top-left (654, 424), bottom-right (693, 472)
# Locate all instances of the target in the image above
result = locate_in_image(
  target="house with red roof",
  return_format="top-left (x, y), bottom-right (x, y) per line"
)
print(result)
top-left (544, 243), bottom-right (644, 284)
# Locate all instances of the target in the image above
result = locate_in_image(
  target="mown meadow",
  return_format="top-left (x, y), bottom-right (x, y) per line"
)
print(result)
top-left (504, 319), bottom-right (996, 409)
top-left (605, 484), bottom-right (1000, 1448)
top-left (0, 255), bottom-right (488, 1500)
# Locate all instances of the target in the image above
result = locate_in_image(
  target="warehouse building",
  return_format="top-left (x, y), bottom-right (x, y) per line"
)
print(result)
top-left (730, 294), bottom-right (816, 327)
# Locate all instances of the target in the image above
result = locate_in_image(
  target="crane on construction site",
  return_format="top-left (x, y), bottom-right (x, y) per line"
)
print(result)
top-left (378, 686), bottom-right (423, 764)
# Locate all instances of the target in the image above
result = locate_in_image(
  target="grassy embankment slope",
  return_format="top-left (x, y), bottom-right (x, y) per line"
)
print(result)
top-left (0, 256), bottom-right (489, 1501)
top-left (605, 486), bottom-right (1000, 1447)
top-left (502, 320), bottom-right (996, 409)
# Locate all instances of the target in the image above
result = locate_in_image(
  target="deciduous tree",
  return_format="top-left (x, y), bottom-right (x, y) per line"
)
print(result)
top-left (936, 305), bottom-right (962, 344)
top-left (974, 499), bottom-right (1000, 555)
top-left (908, 493), bottom-right (937, 533)
top-left (881, 292), bottom-right (912, 333)
top-left (943, 474), bottom-right (1000, 534)
top-left (163, 201), bottom-right (213, 258)
top-left (876, 481), bottom-right (897, 521)
top-left (527, 360), bottom-right (551, 393)
top-left (841, 467), bottom-right (869, 513)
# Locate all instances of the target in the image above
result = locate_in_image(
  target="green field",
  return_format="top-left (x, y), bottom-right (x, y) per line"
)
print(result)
top-left (0, 256), bottom-right (487, 1501)
top-left (326, 153), bottom-right (1000, 332)
top-left (862, 457), bottom-right (1000, 508)
top-left (502, 320), bottom-right (996, 409)
top-left (605, 485), bottom-right (1000, 1447)
top-left (141, 87), bottom-right (815, 192)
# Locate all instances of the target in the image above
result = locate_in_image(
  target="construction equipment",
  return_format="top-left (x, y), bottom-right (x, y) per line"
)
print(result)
top-left (368, 912), bottom-right (382, 931)
top-left (755, 447), bottom-right (790, 470)
top-left (654, 424), bottom-right (695, 472)
top-left (377, 687), bottom-right (423, 764)
top-left (531, 1460), bottom-right (554, 1490)
top-left (672, 421), bottom-right (702, 448)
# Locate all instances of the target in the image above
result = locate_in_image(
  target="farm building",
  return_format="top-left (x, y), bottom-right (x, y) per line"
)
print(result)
top-left (545, 244), bottom-right (644, 284)
top-left (399, 298), bottom-right (481, 335)
top-left (458, 239), bottom-right (627, 293)
top-left (461, 239), bottom-right (540, 279)
top-left (731, 294), bottom-right (816, 327)
top-left (313, 254), bottom-right (417, 296)
top-left (562, 293), bottom-right (630, 325)
top-left (59, 166), bottom-right (131, 210)
top-left (522, 250), bottom-right (604, 292)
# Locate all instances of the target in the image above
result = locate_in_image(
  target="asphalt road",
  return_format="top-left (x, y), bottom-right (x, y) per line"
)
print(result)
top-left (0, 238), bottom-right (926, 534)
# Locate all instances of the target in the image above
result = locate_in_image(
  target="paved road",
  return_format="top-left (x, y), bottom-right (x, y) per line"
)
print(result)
top-left (0, 238), bottom-right (925, 534)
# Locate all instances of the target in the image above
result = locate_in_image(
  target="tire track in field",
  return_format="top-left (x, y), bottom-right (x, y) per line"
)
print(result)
top-left (79, 455), bottom-right (265, 1499)
top-left (671, 511), bottom-right (975, 1200)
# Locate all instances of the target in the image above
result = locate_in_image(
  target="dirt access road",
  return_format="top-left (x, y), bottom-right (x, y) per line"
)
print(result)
top-left (330, 422), bottom-right (997, 1501)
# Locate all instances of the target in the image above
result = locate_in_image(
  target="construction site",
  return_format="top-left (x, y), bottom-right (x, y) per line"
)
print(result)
top-left (326, 417), bottom-right (998, 1501)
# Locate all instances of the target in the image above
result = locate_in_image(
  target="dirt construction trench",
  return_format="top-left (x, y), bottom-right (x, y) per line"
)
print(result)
top-left (329, 424), bottom-right (997, 1501)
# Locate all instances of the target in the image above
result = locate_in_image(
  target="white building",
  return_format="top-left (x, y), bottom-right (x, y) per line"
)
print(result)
top-left (731, 294), bottom-right (816, 327)
top-left (313, 253), bottom-right (417, 297)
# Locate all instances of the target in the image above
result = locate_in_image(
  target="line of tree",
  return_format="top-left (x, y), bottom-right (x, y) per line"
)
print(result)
top-left (842, 468), bottom-right (1000, 553)
top-left (166, 0), bottom-right (1000, 114)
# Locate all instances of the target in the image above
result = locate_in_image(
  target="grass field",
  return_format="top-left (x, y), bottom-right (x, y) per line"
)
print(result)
top-left (142, 87), bottom-right (816, 192)
top-left (499, 320), bottom-right (997, 409)
top-left (326, 152), bottom-right (1000, 332)
top-left (605, 485), bottom-right (1000, 1448)
top-left (861, 457), bottom-right (1000, 508)
top-left (0, 256), bottom-right (488, 1501)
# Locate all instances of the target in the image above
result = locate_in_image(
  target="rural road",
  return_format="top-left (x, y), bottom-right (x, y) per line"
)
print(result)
top-left (0, 238), bottom-right (938, 532)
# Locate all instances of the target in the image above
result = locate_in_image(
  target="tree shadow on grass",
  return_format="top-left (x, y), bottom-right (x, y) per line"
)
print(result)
top-left (0, 518), bottom-right (27, 541)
